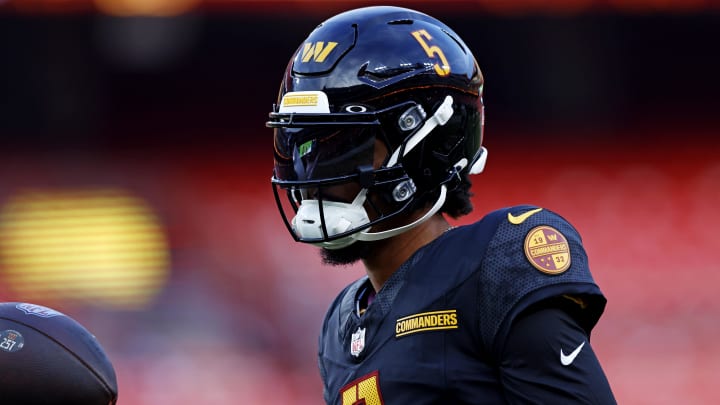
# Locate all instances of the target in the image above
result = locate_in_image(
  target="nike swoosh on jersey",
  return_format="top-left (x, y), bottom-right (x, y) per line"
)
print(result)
top-left (507, 208), bottom-right (543, 225)
top-left (560, 341), bottom-right (586, 366)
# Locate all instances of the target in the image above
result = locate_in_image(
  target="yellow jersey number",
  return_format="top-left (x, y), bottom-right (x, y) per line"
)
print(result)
top-left (411, 29), bottom-right (451, 77)
top-left (340, 371), bottom-right (385, 405)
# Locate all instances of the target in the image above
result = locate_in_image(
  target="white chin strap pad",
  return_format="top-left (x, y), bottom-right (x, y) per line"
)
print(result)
top-left (292, 189), bottom-right (370, 250)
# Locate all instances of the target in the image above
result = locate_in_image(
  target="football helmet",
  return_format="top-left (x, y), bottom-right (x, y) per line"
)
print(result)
top-left (268, 6), bottom-right (487, 249)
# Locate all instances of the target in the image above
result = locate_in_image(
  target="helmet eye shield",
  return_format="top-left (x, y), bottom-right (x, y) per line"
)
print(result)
top-left (270, 98), bottom-right (422, 182)
top-left (273, 127), bottom-right (378, 182)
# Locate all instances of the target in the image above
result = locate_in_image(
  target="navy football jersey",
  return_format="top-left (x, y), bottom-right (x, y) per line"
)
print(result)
top-left (318, 205), bottom-right (614, 404)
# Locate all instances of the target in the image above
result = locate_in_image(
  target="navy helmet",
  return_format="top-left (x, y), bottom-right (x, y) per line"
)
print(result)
top-left (268, 6), bottom-right (486, 249)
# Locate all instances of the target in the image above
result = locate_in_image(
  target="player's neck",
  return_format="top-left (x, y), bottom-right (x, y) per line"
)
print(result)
top-left (362, 212), bottom-right (451, 293)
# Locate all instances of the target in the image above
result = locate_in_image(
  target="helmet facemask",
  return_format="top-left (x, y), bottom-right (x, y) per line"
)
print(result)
top-left (270, 93), bottom-right (473, 249)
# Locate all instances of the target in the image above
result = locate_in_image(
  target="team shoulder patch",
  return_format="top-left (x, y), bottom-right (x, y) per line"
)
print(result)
top-left (523, 225), bottom-right (571, 274)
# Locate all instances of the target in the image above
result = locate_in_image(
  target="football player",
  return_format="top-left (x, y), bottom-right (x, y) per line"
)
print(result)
top-left (268, 5), bottom-right (616, 404)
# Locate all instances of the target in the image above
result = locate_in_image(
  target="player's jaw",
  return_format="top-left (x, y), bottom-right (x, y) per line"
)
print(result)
top-left (320, 240), bottom-right (373, 266)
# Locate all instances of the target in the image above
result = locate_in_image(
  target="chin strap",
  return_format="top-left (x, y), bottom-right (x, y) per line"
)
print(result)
top-left (355, 184), bottom-right (447, 242)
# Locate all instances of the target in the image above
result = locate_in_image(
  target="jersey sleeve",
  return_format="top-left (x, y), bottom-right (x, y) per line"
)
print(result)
top-left (499, 304), bottom-right (616, 404)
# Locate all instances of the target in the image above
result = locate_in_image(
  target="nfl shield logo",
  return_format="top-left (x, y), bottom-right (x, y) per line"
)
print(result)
top-left (350, 327), bottom-right (366, 357)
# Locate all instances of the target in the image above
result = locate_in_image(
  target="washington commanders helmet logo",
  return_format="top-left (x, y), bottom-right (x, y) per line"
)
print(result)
top-left (301, 41), bottom-right (338, 63)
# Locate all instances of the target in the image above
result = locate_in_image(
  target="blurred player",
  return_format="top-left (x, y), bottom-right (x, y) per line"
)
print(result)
top-left (268, 5), bottom-right (616, 404)
top-left (0, 302), bottom-right (118, 404)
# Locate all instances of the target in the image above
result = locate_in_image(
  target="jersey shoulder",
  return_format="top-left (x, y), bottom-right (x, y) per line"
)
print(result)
top-left (468, 205), bottom-right (606, 353)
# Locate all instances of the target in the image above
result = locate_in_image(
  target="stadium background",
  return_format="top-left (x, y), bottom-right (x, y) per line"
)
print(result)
top-left (1, 0), bottom-right (718, 403)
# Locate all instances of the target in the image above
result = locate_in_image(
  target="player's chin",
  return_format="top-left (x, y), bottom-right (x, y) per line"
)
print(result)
top-left (320, 240), bottom-right (372, 267)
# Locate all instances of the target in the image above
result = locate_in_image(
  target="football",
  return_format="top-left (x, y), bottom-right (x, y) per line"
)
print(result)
top-left (0, 302), bottom-right (118, 405)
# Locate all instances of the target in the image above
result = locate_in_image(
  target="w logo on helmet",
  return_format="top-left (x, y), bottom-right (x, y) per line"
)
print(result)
top-left (301, 41), bottom-right (338, 63)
